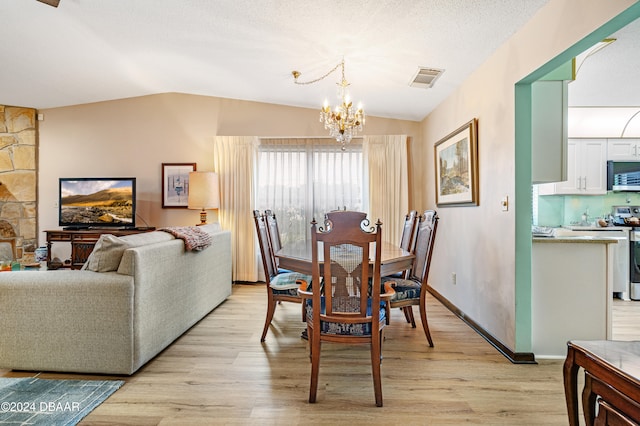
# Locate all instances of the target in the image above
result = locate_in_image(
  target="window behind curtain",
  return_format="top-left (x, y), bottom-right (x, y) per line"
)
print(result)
top-left (256, 138), bottom-right (365, 245)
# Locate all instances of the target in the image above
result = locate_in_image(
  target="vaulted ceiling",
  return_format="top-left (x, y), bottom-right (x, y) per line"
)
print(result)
top-left (1, 1), bottom-right (636, 122)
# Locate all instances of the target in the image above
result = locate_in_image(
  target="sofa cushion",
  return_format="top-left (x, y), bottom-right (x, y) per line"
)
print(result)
top-left (119, 231), bottom-right (175, 247)
top-left (195, 223), bottom-right (221, 234)
top-left (85, 231), bottom-right (175, 272)
top-left (84, 235), bottom-right (130, 272)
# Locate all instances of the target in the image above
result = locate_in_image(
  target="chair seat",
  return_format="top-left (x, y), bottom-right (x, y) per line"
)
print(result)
top-left (272, 287), bottom-right (302, 297)
top-left (269, 272), bottom-right (312, 290)
top-left (306, 297), bottom-right (386, 336)
top-left (381, 277), bottom-right (421, 302)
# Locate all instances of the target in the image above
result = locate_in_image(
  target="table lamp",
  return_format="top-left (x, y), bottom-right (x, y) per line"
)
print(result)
top-left (188, 171), bottom-right (220, 225)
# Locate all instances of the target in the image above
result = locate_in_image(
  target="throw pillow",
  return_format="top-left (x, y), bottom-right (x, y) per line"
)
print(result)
top-left (85, 234), bottom-right (132, 272)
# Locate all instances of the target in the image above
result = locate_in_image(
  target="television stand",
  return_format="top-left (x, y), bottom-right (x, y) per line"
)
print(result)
top-left (45, 228), bottom-right (156, 270)
top-left (87, 226), bottom-right (157, 231)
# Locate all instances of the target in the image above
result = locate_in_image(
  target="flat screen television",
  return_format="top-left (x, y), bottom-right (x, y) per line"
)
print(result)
top-left (59, 177), bottom-right (136, 229)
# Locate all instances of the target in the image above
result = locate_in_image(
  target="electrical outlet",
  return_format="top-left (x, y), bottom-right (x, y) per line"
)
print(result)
top-left (451, 272), bottom-right (456, 285)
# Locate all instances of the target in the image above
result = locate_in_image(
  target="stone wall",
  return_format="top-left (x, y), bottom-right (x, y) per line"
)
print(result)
top-left (0, 105), bottom-right (37, 261)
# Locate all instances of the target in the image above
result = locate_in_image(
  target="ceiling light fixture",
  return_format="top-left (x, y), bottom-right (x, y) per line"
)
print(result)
top-left (292, 59), bottom-right (365, 150)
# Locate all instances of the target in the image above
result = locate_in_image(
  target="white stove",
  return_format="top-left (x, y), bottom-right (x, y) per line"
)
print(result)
top-left (612, 206), bottom-right (640, 300)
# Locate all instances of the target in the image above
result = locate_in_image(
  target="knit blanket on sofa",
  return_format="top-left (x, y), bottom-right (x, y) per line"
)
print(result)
top-left (158, 226), bottom-right (212, 251)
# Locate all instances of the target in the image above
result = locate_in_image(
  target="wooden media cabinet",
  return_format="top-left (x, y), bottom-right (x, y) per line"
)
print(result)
top-left (44, 228), bottom-right (156, 269)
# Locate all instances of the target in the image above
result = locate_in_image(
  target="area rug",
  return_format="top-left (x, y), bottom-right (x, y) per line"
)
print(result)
top-left (0, 377), bottom-right (124, 426)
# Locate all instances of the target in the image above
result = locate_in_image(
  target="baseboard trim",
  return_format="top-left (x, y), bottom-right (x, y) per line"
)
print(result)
top-left (426, 285), bottom-right (537, 364)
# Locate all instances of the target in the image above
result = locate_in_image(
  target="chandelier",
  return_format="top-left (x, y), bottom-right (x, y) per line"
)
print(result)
top-left (292, 59), bottom-right (365, 150)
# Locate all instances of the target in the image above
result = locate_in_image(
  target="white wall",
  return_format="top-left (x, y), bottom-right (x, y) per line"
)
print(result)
top-left (569, 107), bottom-right (640, 137)
top-left (38, 93), bottom-right (420, 260)
top-left (411, 0), bottom-right (638, 353)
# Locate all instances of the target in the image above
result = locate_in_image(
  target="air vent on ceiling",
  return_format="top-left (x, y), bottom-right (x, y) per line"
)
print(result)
top-left (409, 67), bottom-right (444, 89)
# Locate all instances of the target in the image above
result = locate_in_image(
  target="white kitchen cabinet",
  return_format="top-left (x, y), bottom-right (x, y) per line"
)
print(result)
top-left (607, 138), bottom-right (640, 161)
top-left (538, 138), bottom-right (607, 195)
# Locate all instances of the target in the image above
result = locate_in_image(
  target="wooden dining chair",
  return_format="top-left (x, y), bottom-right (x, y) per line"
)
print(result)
top-left (382, 210), bottom-right (418, 324)
top-left (384, 210), bottom-right (419, 279)
top-left (383, 210), bottom-right (439, 346)
top-left (253, 210), bottom-right (311, 342)
top-left (298, 211), bottom-right (395, 407)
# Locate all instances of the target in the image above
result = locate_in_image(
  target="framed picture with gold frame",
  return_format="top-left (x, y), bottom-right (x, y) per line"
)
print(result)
top-left (434, 119), bottom-right (478, 206)
top-left (162, 163), bottom-right (196, 208)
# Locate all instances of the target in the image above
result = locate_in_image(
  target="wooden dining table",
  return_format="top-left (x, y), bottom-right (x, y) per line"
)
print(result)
top-left (564, 340), bottom-right (640, 425)
top-left (275, 240), bottom-right (415, 277)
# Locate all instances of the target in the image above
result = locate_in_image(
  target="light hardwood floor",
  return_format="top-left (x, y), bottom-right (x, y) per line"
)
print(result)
top-left (613, 297), bottom-right (640, 340)
top-left (2, 284), bottom-right (571, 425)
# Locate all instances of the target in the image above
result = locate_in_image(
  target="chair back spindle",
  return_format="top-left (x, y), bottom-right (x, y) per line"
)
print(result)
top-left (399, 210), bottom-right (419, 252)
top-left (410, 210), bottom-right (438, 286)
top-left (264, 209), bottom-right (283, 269)
top-left (253, 210), bottom-right (276, 279)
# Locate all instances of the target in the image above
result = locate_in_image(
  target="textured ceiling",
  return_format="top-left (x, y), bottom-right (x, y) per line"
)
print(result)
top-left (2, 0), bottom-right (634, 122)
top-left (568, 18), bottom-right (640, 108)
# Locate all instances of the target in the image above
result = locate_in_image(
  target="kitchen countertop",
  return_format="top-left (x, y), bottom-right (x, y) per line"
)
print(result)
top-left (562, 225), bottom-right (630, 231)
top-left (532, 225), bottom-right (630, 243)
top-left (533, 235), bottom-right (623, 244)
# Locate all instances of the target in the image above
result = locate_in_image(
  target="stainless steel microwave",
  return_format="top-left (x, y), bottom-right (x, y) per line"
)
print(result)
top-left (607, 161), bottom-right (640, 191)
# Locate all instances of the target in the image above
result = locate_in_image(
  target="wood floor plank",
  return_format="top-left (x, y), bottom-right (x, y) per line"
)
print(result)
top-left (1, 283), bottom-right (573, 424)
top-left (613, 297), bottom-right (640, 340)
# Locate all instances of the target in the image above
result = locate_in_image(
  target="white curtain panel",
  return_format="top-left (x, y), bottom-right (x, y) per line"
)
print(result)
top-left (213, 136), bottom-right (260, 282)
top-left (256, 138), bottom-right (365, 246)
top-left (214, 135), bottom-right (406, 282)
top-left (363, 135), bottom-right (409, 245)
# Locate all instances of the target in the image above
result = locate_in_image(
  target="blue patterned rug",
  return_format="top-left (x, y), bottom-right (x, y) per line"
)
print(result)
top-left (0, 377), bottom-right (124, 425)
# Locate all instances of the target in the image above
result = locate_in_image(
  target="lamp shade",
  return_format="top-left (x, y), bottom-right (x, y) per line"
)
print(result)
top-left (188, 172), bottom-right (220, 210)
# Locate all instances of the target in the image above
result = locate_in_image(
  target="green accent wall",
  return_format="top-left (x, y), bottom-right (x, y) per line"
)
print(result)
top-left (514, 84), bottom-right (533, 352)
top-left (514, 4), bottom-right (640, 354)
top-left (540, 59), bottom-right (575, 81)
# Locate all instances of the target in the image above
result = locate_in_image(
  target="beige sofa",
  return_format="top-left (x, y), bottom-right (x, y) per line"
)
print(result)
top-left (0, 224), bottom-right (232, 375)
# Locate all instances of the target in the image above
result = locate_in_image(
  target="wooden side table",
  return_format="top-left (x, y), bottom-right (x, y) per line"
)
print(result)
top-left (563, 340), bottom-right (640, 425)
top-left (44, 228), bottom-right (155, 269)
